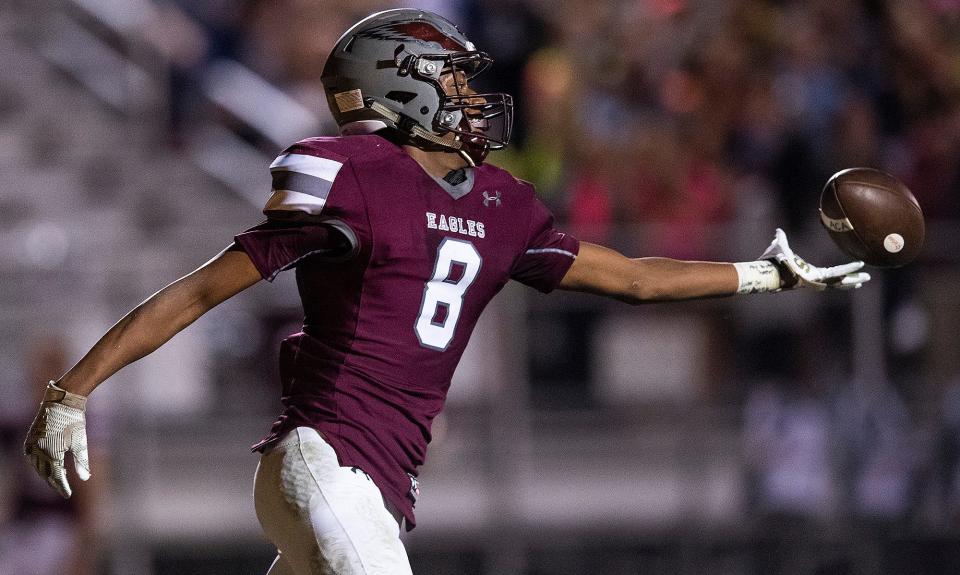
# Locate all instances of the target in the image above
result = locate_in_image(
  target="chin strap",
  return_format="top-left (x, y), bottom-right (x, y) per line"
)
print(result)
top-left (366, 100), bottom-right (470, 161)
top-left (455, 148), bottom-right (476, 167)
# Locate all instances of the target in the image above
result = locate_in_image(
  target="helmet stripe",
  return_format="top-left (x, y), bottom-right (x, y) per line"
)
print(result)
top-left (360, 22), bottom-right (468, 52)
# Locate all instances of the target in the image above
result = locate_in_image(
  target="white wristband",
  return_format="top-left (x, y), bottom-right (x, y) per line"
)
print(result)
top-left (733, 261), bottom-right (782, 294)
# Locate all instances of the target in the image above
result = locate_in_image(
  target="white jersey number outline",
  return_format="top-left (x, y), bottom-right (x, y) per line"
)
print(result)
top-left (415, 238), bottom-right (482, 351)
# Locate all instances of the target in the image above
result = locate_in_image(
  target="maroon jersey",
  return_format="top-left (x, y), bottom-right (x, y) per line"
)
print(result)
top-left (234, 135), bottom-right (578, 529)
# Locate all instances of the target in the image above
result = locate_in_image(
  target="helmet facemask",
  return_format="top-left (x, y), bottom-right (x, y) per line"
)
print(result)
top-left (400, 50), bottom-right (513, 165)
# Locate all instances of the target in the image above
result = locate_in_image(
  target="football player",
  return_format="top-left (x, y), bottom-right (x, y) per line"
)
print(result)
top-left (23, 9), bottom-right (869, 575)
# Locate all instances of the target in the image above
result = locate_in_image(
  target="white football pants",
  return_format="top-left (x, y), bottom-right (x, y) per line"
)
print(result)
top-left (253, 427), bottom-right (414, 575)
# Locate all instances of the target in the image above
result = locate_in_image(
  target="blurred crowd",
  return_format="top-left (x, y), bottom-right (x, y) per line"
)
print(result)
top-left (491, 0), bottom-right (960, 250)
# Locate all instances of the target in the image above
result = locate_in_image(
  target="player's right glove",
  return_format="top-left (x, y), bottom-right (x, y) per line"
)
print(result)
top-left (734, 228), bottom-right (871, 293)
top-left (23, 381), bottom-right (91, 498)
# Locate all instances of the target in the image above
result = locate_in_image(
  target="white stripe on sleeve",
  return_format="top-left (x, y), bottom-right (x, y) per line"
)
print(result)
top-left (524, 248), bottom-right (577, 258)
top-left (270, 153), bottom-right (344, 182)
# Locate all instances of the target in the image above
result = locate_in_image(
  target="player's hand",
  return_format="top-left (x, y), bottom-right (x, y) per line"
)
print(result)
top-left (23, 381), bottom-right (91, 498)
top-left (760, 228), bottom-right (871, 290)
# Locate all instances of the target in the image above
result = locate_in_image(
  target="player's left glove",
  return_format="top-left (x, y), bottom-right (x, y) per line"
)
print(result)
top-left (734, 228), bottom-right (871, 293)
top-left (23, 381), bottom-right (91, 498)
top-left (761, 228), bottom-right (870, 290)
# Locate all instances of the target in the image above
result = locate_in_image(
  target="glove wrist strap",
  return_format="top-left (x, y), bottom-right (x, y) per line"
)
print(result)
top-left (43, 381), bottom-right (87, 411)
top-left (733, 261), bottom-right (782, 294)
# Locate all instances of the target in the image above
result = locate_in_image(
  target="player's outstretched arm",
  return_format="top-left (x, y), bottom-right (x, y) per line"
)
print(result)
top-left (24, 247), bottom-right (261, 497)
top-left (558, 242), bottom-right (740, 303)
top-left (57, 247), bottom-right (262, 396)
top-left (558, 229), bottom-right (870, 303)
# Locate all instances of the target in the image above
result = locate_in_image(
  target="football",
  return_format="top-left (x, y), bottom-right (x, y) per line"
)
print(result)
top-left (819, 167), bottom-right (925, 268)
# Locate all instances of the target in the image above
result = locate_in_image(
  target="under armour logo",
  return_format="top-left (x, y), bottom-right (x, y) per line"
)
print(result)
top-left (482, 191), bottom-right (501, 207)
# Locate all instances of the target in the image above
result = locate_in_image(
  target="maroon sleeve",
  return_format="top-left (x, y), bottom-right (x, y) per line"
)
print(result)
top-left (510, 197), bottom-right (580, 293)
top-left (233, 139), bottom-right (369, 282)
top-left (232, 220), bottom-right (355, 282)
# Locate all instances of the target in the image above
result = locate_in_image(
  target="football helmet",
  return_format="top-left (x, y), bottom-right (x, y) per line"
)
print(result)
top-left (321, 9), bottom-right (513, 165)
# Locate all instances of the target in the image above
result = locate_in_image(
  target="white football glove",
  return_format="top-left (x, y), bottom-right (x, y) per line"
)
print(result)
top-left (761, 228), bottom-right (871, 291)
top-left (23, 381), bottom-right (91, 498)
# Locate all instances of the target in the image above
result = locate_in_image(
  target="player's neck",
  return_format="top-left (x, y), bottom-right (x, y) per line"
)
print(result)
top-left (403, 145), bottom-right (471, 179)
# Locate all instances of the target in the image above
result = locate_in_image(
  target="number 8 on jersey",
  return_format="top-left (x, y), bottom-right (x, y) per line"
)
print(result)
top-left (415, 238), bottom-right (482, 351)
